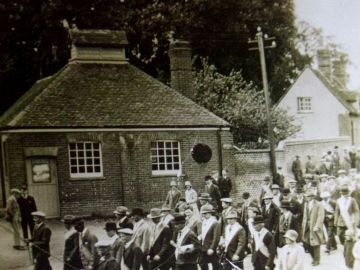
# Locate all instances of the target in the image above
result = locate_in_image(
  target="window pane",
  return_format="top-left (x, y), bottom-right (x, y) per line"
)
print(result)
top-left (167, 157), bottom-right (173, 163)
top-left (78, 151), bottom-right (84, 157)
top-left (79, 166), bottom-right (85, 173)
top-left (158, 150), bottom-right (164, 155)
top-left (87, 166), bottom-right (93, 173)
top-left (166, 142), bottom-right (171, 148)
top-left (172, 142), bottom-right (178, 148)
top-left (159, 157), bottom-right (165, 163)
top-left (69, 144), bottom-right (76, 150)
top-left (152, 164), bottom-right (158, 170)
top-left (70, 159), bottom-right (77, 166)
top-left (167, 164), bottom-right (173, 170)
top-left (93, 144), bottom-right (99, 150)
top-left (71, 167), bottom-right (78, 173)
top-left (70, 151), bottom-right (76, 158)
top-left (173, 149), bottom-right (178, 155)
top-left (86, 151), bottom-right (92, 157)
top-left (166, 150), bottom-right (172, 155)
top-left (94, 166), bottom-right (101, 172)
top-left (174, 157), bottom-right (179, 162)
top-left (85, 143), bottom-right (92, 150)
top-left (94, 151), bottom-right (100, 157)
top-left (174, 164), bottom-right (179, 170)
top-left (151, 150), bottom-right (157, 156)
top-left (94, 159), bottom-right (100, 165)
top-left (79, 159), bottom-right (85, 165)
top-left (159, 164), bottom-right (165, 170)
top-left (78, 144), bottom-right (84, 150)
top-left (158, 142), bottom-right (164, 148)
top-left (86, 158), bottom-right (93, 165)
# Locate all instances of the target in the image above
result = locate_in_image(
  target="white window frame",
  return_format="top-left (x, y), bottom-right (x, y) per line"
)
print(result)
top-left (151, 140), bottom-right (181, 176)
top-left (297, 97), bottom-right (312, 112)
top-left (68, 142), bottom-right (103, 179)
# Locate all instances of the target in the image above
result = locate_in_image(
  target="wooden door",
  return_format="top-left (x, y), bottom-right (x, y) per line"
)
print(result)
top-left (26, 157), bottom-right (60, 218)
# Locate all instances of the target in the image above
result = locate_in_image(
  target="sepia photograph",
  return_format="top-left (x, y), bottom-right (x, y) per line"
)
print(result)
top-left (0, 0), bottom-right (360, 269)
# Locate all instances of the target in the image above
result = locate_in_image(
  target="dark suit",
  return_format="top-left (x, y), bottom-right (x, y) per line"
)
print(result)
top-left (278, 212), bottom-right (297, 247)
top-left (262, 203), bottom-right (280, 246)
top-left (322, 199), bottom-right (337, 251)
top-left (79, 228), bottom-right (98, 270)
top-left (63, 231), bottom-right (83, 270)
top-left (251, 230), bottom-right (276, 270)
top-left (31, 223), bottom-right (52, 270)
top-left (116, 242), bottom-right (143, 270)
top-left (117, 216), bottom-right (133, 230)
top-left (223, 224), bottom-right (246, 270)
top-left (148, 224), bottom-right (174, 270)
top-left (205, 184), bottom-right (222, 211)
top-left (199, 219), bottom-right (221, 270)
top-left (17, 195), bottom-right (37, 239)
top-left (218, 177), bottom-right (232, 198)
top-left (95, 255), bottom-right (119, 270)
top-left (175, 228), bottom-right (200, 270)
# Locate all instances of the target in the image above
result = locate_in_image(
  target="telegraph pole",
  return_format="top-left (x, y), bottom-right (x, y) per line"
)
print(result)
top-left (249, 27), bottom-right (277, 179)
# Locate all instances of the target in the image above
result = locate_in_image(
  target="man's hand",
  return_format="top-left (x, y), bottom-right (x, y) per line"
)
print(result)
top-left (154, 255), bottom-right (161, 261)
top-left (313, 227), bottom-right (319, 232)
top-left (232, 254), bottom-right (239, 261)
top-left (146, 255), bottom-right (151, 261)
top-left (207, 249), bottom-right (214, 255)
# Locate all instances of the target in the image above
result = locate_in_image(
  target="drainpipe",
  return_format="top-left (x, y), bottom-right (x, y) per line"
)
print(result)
top-left (217, 129), bottom-right (223, 179)
top-left (0, 134), bottom-right (7, 206)
top-left (351, 120), bottom-right (355, 145)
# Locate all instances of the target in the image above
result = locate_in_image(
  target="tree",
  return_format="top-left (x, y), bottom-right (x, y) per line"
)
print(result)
top-left (0, 0), bottom-right (310, 114)
top-left (194, 60), bottom-right (301, 148)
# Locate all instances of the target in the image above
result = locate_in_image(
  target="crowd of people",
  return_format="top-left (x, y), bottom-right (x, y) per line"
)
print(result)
top-left (6, 146), bottom-right (360, 270)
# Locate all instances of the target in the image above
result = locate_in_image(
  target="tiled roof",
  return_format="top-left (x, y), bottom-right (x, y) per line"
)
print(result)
top-left (0, 63), bottom-right (229, 129)
top-left (70, 29), bottom-right (128, 47)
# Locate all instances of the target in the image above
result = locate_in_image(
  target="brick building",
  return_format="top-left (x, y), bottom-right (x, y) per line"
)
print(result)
top-left (0, 29), bottom-right (234, 217)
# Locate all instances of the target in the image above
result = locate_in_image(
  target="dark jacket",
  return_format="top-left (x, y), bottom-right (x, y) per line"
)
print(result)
top-left (17, 195), bottom-right (37, 221)
top-left (218, 177), bottom-right (232, 196)
top-left (64, 231), bottom-right (83, 270)
top-left (116, 242), bottom-right (143, 270)
top-left (148, 224), bottom-right (174, 260)
top-left (225, 225), bottom-right (246, 260)
top-left (117, 216), bottom-right (134, 230)
top-left (201, 220), bottom-right (221, 251)
top-left (96, 255), bottom-right (119, 270)
top-left (251, 230), bottom-right (276, 270)
top-left (261, 203), bottom-right (280, 234)
top-left (32, 223), bottom-right (51, 260)
top-left (205, 184), bottom-right (222, 210)
top-left (175, 228), bottom-right (201, 265)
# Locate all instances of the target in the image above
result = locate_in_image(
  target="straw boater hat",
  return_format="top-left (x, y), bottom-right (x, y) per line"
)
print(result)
top-left (10, 188), bottom-right (21, 194)
top-left (284, 230), bottom-right (298, 242)
top-left (338, 169), bottom-right (347, 175)
top-left (199, 193), bottom-right (211, 200)
top-left (271, 184), bottom-right (280, 190)
top-left (147, 208), bottom-right (162, 219)
top-left (200, 204), bottom-right (215, 214)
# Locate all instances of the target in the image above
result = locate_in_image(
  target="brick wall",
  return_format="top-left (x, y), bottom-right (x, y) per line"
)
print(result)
top-left (4, 129), bottom-right (234, 217)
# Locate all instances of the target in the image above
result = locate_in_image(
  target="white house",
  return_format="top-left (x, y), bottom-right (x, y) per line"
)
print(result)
top-left (277, 66), bottom-right (360, 144)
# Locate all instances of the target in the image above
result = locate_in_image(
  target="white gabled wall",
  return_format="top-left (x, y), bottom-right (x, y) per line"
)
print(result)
top-left (277, 68), bottom-right (349, 140)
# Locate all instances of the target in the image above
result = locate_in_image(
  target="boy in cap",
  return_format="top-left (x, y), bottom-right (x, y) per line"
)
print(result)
top-left (199, 204), bottom-right (221, 270)
top-left (63, 215), bottom-right (83, 270)
top-left (114, 206), bottom-right (133, 230)
top-left (6, 188), bottom-right (25, 250)
top-left (28, 211), bottom-right (52, 270)
top-left (94, 240), bottom-right (120, 270)
top-left (116, 228), bottom-right (143, 270)
top-left (147, 208), bottom-right (174, 270)
top-left (302, 190), bottom-right (326, 266)
top-left (220, 211), bottom-right (246, 270)
top-left (74, 219), bottom-right (98, 270)
top-left (251, 215), bottom-right (276, 270)
top-left (165, 180), bottom-right (181, 209)
top-left (276, 230), bottom-right (305, 270)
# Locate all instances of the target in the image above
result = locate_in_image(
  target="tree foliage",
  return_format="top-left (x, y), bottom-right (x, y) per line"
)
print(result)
top-left (0, 0), bottom-right (311, 114)
top-left (194, 60), bottom-right (301, 147)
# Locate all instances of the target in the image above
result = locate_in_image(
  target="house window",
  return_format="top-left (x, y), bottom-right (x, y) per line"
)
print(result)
top-left (151, 141), bottom-right (181, 176)
top-left (68, 142), bottom-right (103, 178)
top-left (297, 97), bottom-right (312, 112)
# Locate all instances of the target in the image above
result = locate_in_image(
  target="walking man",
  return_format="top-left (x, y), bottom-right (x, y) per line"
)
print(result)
top-left (63, 215), bottom-right (83, 270)
top-left (18, 185), bottom-right (37, 241)
top-left (29, 211), bottom-right (52, 270)
top-left (165, 180), bottom-right (182, 209)
top-left (94, 240), bottom-right (120, 270)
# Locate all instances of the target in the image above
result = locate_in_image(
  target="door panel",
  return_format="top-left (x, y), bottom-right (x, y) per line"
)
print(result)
top-left (26, 157), bottom-right (60, 218)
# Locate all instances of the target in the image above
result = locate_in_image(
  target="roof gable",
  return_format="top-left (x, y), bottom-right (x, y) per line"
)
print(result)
top-left (0, 62), bottom-right (229, 129)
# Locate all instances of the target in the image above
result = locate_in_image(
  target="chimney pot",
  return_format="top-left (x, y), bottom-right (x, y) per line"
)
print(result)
top-left (317, 48), bottom-right (332, 79)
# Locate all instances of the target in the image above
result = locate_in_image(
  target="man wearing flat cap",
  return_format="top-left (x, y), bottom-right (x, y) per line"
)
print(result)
top-left (220, 198), bottom-right (235, 233)
top-left (63, 215), bottom-right (83, 270)
top-left (114, 206), bottom-right (133, 230)
top-left (261, 193), bottom-right (280, 244)
top-left (320, 192), bottom-right (337, 253)
top-left (28, 211), bottom-right (52, 270)
top-left (291, 155), bottom-right (303, 182)
top-left (278, 201), bottom-right (296, 247)
top-left (94, 240), bottom-right (120, 270)
top-left (302, 190), bottom-right (325, 266)
top-left (220, 211), bottom-right (246, 270)
top-left (6, 188), bottom-right (25, 250)
top-left (334, 184), bottom-right (360, 245)
top-left (251, 215), bottom-right (276, 270)
top-left (116, 228), bottom-right (143, 270)
top-left (199, 204), bottom-right (221, 270)
top-left (147, 208), bottom-right (174, 270)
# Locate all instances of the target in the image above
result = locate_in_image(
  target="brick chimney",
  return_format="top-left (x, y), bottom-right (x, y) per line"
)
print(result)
top-left (317, 48), bottom-right (332, 79)
top-left (69, 29), bottom-right (128, 63)
top-left (169, 40), bottom-right (194, 100)
top-left (332, 52), bottom-right (348, 89)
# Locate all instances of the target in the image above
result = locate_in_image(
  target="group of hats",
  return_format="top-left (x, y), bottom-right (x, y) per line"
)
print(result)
top-left (95, 227), bottom-right (133, 248)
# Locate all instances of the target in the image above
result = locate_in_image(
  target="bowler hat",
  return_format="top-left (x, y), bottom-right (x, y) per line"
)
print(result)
top-left (104, 222), bottom-right (117, 231)
top-left (131, 208), bottom-right (145, 217)
top-left (148, 208), bottom-right (162, 219)
top-left (200, 204), bottom-right (215, 214)
top-left (340, 185), bottom-right (350, 193)
top-left (338, 169), bottom-right (347, 175)
top-left (282, 188), bottom-right (290, 195)
top-left (253, 215), bottom-right (265, 225)
top-left (284, 230), bottom-right (298, 242)
top-left (113, 206), bottom-right (128, 215)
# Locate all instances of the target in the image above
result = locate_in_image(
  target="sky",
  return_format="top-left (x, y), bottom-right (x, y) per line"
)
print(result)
top-left (295, 0), bottom-right (360, 90)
